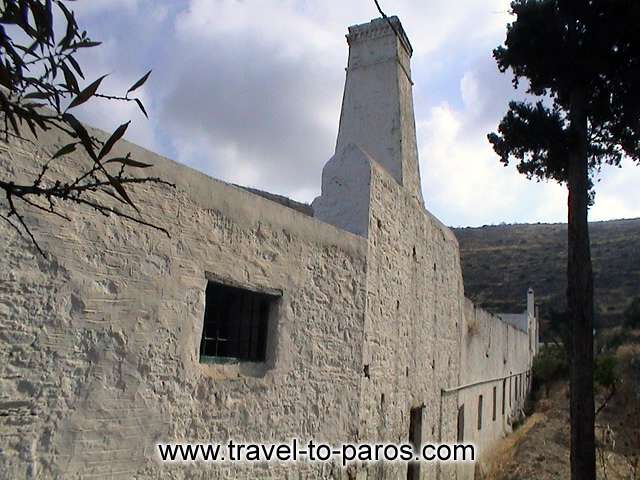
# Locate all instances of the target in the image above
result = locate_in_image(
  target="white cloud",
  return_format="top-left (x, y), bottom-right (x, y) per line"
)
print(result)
top-left (590, 163), bottom-right (640, 221)
top-left (460, 72), bottom-right (484, 115)
top-left (174, 0), bottom-right (339, 58)
top-left (69, 36), bottom-right (158, 151)
top-left (73, 0), bottom-right (139, 16)
top-left (419, 101), bottom-right (568, 227)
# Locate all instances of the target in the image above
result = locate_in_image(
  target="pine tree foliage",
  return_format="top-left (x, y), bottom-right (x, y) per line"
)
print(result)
top-left (488, 0), bottom-right (640, 187)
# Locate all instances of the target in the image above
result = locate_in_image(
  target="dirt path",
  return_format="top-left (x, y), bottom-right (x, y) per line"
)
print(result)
top-left (480, 384), bottom-right (571, 480)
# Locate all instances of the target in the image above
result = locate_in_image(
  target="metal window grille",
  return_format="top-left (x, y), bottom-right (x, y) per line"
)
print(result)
top-left (200, 281), bottom-right (277, 363)
top-left (457, 405), bottom-right (465, 442)
top-left (492, 386), bottom-right (497, 421)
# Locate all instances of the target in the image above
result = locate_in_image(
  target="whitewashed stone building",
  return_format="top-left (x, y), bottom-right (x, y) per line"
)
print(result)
top-left (0, 16), bottom-right (538, 480)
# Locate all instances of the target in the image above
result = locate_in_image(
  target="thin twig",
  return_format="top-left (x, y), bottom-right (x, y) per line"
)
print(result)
top-left (5, 193), bottom-right (44, 256)
top-left (19, 195), bottom-right (71, 221)
top-left (72, 196), bottom-right (171, 237)
top-left (0, 212), bottom-right (24, 237)
top-left (373, 0), bottom-right (401, 39)
top-left (595, 385), bottom-right (616, 417)
top-left (0, 0), bottom-right (169, 257)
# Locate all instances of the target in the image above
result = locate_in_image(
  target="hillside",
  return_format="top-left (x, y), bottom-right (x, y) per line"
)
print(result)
top-left (453, 218), bottom-right (640, 327)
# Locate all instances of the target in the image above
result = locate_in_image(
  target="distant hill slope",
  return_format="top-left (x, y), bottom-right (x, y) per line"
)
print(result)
top-left (453, 218), bottom-right (640, 327)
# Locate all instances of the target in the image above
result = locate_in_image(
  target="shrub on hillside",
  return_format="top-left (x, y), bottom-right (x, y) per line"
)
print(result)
top-left (624, 297), bottom-right (640, 329)
top-left (597, 327), bottom-right (627, 353)
top-left (594, 354), bottom-right (618, 390)
top-left (594, 353), bottom-right (619, 418)
top-left (532, 344), bottom-right (568, 395)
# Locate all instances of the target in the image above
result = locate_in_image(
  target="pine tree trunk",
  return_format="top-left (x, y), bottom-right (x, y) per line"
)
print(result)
top-left (567, 88), bottom-right (596, 480)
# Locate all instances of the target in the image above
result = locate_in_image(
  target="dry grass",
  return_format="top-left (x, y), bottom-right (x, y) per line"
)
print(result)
top-left (467, 317), bottom-right (481, 336)
top-left (479, 383), bottom-right (571, 480)
top-left (479, 412), bottom-right (545, 479)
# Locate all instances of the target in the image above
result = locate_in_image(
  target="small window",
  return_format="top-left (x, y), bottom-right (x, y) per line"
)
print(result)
top-left (457, 405), bottom-right (465, 442)
top-left (200, 280), bottom-right (279, 363)
top-left (477, 395), bottom-right (483, 431)
top-left (509, 378), bottom-right (512, 406)
top-left (408, 407), bottom-right (423, 449)
top-left (502, 379), bottom-right (506, 415)
top-left (407, 406), bottom-right (424, 480)
top-left (492, 386), bottom-right (497, 421)
top-left (520, 374), bottom-right (523, 398)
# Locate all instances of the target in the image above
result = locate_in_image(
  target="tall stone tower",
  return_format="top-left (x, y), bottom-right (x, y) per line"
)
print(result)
top-left (313, 16), bottom-right (425, 236)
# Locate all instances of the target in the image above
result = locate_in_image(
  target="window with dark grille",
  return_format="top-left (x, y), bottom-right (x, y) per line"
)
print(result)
top-left (502, 379), bottom-right (506, 415)
top-left (521, 374), bottom-right (524, 398)
top-left (457, 405), bottom-right (465, 442)
top-left (407, 406), bottom-right (423, 480)
top-left (492, 386), bottom-right (497, 421)
top-left (199, 280), bottom-right (279, 363)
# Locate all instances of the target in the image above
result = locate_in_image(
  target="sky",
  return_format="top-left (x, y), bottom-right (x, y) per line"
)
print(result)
top-left (68, 0), bottom-right (639, 227)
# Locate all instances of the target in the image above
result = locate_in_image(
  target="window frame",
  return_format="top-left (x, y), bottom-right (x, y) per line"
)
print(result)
top-left (199, 274), bottom-right (282, 364)
top-left (492, 385), bottom-right (497, 421)
top-left (457, 405), bottom-right (465, 442)
top-left (502, 379), bottom-right (506, 415)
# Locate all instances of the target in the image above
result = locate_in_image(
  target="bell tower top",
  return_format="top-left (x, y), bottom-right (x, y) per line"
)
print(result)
top-left (346, 16), bottom-right (413, 58)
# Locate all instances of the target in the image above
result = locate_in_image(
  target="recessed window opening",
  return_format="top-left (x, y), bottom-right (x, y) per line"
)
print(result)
top-left (200, 280), bottom-right (279, 363)
top-left (477, 395), bottom-right (483, 431)
top-left (492, 386), bottom-right (497, 421)
top-left (457, 405), bottom-right (465, 442)
top-left (407, 406), bottom-right (424, 480)
top-left (502, 379), bottom-right (506, 415)
top-left (520, 374), bottom-right (523, 398)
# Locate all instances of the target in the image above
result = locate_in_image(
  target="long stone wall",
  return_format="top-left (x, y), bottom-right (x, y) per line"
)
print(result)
top-left (0, 135), bottom-right (536, 480)
top-left (456, 299), bottom-right (535, 478)
top-left (313, 145), bottom-right (535, 480)
top-left (0, 131), bottom-right (369, 479)
top-left (353, 155), bottom-right (464, 480)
